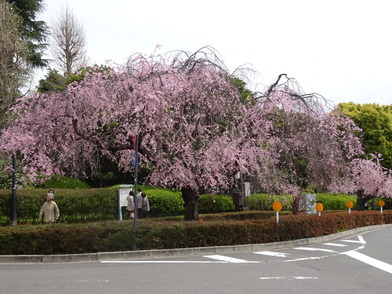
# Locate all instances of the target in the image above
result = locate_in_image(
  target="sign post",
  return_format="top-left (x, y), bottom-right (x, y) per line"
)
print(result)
top-left (346, 201), bottom-right (353, 214)
top-left (273, 201), bottom-right (283, 223)
top-left (378, 200), bottom-right (385, 214)
top-left (316, 203), bottom-right (324, 216)
top-left (132, 135), bottom-right (139, 229)
top-left (10, 155), bottom-right (17, 226)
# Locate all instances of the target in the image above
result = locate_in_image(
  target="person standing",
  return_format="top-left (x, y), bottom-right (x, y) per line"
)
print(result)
top-left (140, 192), bottom-right (150, 218)
top-left (39, 193), bottom-right (60, 223)
top-left (126, 191), bottom-right (135, 220)
top-left (136, 188), bottom-right (143, 218)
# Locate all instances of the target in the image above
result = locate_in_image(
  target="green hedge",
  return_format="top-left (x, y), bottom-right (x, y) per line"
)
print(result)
top-left (198, 194), bottom-right (235, 213)
top-left (0, 211), bottom-right (389, 254)
top-left (0, 188), bottom-right (240, 224)
top-left (244, 194), bottom-right (294, 211)
top-left (245, 193), bottom-right (359, 211)
top-left (0, 186), bottom-right (385, 225)
top-left (0, 188), bottom-right (118, 224)
top-left (142, 188), bottom-right (184, 216)
top-left (316, 193), bottom-right (357, 210)
top-left (38, 175), bottom-right (91, 189)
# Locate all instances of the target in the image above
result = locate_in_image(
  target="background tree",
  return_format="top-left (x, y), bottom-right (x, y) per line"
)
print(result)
top-left (6, 0), bottom-right (48, 68)
top-left (338, 103), bottom-right (392, 169)
top-left (51, 6), bottom-right (88, 75)
top-left (36, 68), bottom-right (67, 92)
top-left (0, 0), bottom-right (29, 128)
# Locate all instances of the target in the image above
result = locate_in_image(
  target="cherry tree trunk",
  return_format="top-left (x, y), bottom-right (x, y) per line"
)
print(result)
top-left (356, 190), bottom-right (372, 211)
top-left (181, 187), bottom-right (199, 221)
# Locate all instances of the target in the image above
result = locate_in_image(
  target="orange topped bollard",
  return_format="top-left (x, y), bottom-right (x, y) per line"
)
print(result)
top-left (346, 201), bottom-right (354, 214)
top-left (378, 200), bottom-right (385, 214)
top-left (316, 203), bottom-right (324, 216)
top-left (273, 201), bottom-right (283, 223)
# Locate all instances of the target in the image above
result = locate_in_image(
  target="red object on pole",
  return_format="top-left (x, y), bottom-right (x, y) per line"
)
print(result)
top-left (132, 135), bottom-right (137, 150)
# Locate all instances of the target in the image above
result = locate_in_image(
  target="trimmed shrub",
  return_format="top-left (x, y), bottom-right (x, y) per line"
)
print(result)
top-left (0, 211), bottom-right (389, 255)
top-left (142, 188), bottom-right (184, 217)
top-left (316, 193), bottom-right (357, 210)
top-left (0, 188), bottom-right (118, 225)
top-left (198, 194), bottom-right (235, 213)
top-left (244, 194), bottom-right (293, 211)
top-left (38, 175), bottom-right (91, 189)
top-left (199, 210), bottom-right (291, 221)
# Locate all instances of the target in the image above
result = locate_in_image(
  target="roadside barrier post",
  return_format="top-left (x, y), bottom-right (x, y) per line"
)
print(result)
top-left (346, 201), bottom-right (353, 214)
top-left (378, 200), bottom-right (385, 214)
top-left (316, 203), bottom-right (324, 216)
top-left (273, 201), bottom-right (282, 223)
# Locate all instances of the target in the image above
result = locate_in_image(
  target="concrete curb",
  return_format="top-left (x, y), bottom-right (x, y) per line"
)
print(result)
top-left (1, 224), bottom-right (391, 264)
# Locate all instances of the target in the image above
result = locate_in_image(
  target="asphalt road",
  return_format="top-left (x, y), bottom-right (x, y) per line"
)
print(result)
top-left (1, 227), bottom-right (392, 294)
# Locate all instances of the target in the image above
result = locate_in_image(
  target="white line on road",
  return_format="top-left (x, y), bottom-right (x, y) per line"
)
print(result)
top-left (203, 255), bottom-right (260, 263)
top-left (101, 260), bottom-right (228, 264)
top-left (358, 235), bottom-right (366, 244)
top-left (284, 255), bottom-right (330, 262)
top-left (342, 236), bottom-right (366, 244)
top-left (294, 247), bottom-right (337, 253)
top-left (260, 276), bottom-right (318, 280)
top-left (253, 251), bottom-right (289, 257)
top-left (342, 250), bottom-right (392, 274)
top-left (75, 279), bottom-right (109, 283)
top-left (322, 243), bottom-right (347, 247)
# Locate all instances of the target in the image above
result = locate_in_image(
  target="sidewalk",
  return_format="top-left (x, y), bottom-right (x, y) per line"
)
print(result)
top-left (1, 224), bottom-right (390, 263)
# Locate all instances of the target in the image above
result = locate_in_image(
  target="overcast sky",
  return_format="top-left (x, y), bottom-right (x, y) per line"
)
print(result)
top-left (37, 0), bottom-right (392, 106)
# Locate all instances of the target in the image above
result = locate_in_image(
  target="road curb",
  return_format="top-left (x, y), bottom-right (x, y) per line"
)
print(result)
top-left (1, 224), bottom-right (391, 263)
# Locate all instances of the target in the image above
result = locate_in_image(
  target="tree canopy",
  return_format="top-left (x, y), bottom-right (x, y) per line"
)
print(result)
top-left (338, 103), bottom-right (392, 169)
top-left (6, 0), bottom-right (48, 68)
top-left (1, 48), bottom-right (391, 218)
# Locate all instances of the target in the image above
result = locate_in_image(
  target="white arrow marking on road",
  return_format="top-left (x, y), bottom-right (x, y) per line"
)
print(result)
top-left (342, 250), bottom-right (392, 274)
top-left (203, 255), bottom-right (260, 263)
top-left (260, 276), bottom-right (318, 280)
top-left (294, 247), bottom-right (337, 253)
top-left (322, 243), bottom-right (347, 247)
top-left (342, 235), bottom-right (366, 244)
top-left (254, 251), bottom-right (289, 257)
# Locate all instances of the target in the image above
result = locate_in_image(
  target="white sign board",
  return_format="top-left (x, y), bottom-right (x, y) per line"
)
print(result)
top-left (244, 182), bottom-right (251, 197)
top-left (118, 185), bottom-right (133, 207)
top-left (118, 184), bottom-right (133, 220)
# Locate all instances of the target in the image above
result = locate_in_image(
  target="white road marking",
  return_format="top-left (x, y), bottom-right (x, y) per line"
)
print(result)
top-left (342, 236), bottom-right (366, 244)
top-left (284, 255), bottom-right (330, 262)
top-left (260, 276), bottom-right (318, 280)
top-left (294, 247), bottom-right (337, 253)
top-left (342, 250), bottom-right (392, 274)
top-left (101, 260), bottom-right (227, 264)
top-left (254, 251), bottom-right (289, 257)
top-left (75, 279), bottom-right (109, 283)
top-left (322, 243), bottom-right (347, 247)
top-left (358, 235), bottom-right (366, 244)
top-left (203, 255), bottom-right (259, 263)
